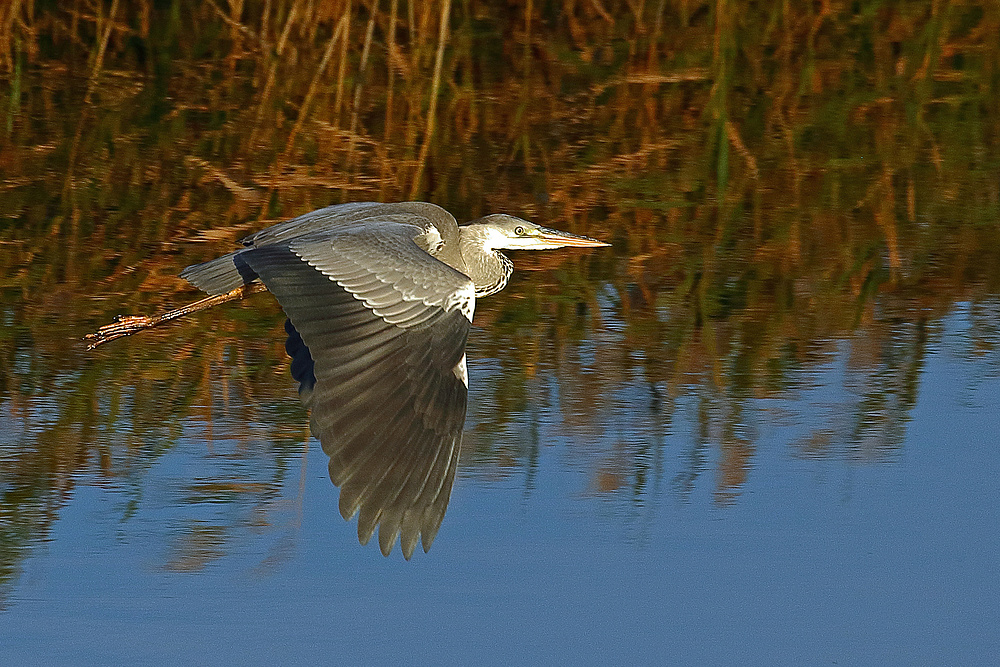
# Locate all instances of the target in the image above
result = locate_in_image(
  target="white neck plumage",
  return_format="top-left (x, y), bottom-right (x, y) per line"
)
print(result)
top-left (458, 226), bottom-right (514, 298)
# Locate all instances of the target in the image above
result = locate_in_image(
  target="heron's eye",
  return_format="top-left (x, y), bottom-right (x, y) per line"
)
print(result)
top-left (515, 226), bottom-right (525, 235)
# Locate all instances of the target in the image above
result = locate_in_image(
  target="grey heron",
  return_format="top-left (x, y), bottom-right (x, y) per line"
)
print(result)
top-left (178, 201), bottom-right (609, 558)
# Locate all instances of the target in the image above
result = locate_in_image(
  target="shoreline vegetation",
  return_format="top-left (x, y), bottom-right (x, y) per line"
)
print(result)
top-left (0, 0), bottom-right (999, 585)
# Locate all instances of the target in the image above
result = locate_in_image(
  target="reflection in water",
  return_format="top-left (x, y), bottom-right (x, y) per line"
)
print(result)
top-left (0, 0), bottom-right (999, 604)
top-left (171, 201), bottom-right (609, 558)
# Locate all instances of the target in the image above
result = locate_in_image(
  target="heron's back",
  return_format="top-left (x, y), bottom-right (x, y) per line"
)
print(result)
top-left (180, 201), bottom-right (462, 296)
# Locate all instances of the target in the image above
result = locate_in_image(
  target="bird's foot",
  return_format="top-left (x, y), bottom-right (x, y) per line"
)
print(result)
top-left (84, 315), bottom-right (155, 349)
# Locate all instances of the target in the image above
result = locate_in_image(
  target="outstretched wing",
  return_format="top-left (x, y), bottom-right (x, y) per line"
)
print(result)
top-left (180, 202), bottom-right (459, 296)
top-left (241, 221), bottom-right (474, 559)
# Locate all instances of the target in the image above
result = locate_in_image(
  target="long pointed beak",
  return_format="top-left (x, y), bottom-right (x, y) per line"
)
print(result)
top-left (537, 227), bottom-right (611, 248)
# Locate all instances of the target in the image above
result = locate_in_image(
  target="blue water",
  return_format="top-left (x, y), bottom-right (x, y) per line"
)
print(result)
top-left (1, 308), bottom-right (997, 665)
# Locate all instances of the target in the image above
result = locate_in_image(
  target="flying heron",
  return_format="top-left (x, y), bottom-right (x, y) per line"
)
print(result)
top-left (95, 201), bottom-right (610, 559)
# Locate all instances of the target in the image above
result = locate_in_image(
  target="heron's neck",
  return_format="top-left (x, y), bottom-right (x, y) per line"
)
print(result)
top-left (458, 226), bottom-right (513, 298)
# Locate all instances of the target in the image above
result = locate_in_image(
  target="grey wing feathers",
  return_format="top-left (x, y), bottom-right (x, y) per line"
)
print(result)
top-left (180, 201), bottom-right (461, 298)
top-left (238, 223), bottom-right (473, 558)
top-left (291, 220), bottom-right (474, 321)
top-left (240, 201), bottom-right (457, 247)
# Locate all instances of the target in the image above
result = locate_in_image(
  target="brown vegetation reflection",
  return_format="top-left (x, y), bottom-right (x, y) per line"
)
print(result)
top-left (1, 0), bottom-right (1000, 582)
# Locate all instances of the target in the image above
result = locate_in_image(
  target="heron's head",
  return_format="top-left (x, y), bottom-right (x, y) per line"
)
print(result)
top-left (469, 214), bottom-right (610, 251)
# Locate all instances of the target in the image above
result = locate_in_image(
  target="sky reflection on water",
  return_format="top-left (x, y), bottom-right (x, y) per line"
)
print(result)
top-left (2, 308), bottom-right (998, 665)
